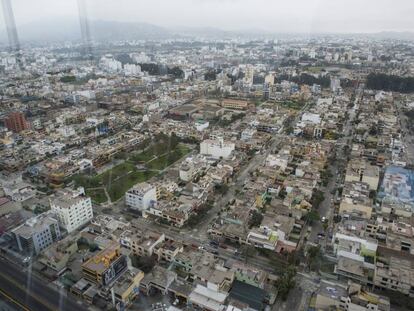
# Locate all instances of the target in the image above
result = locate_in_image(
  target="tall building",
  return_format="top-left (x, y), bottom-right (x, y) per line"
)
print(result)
top-left (50, 187), bottom-right (93, 233)
top-left (1, 0), bottom-right (20, 51)
top-left (331, 77), bottom-right (341, 93)
top-left (200, 138), bottom-right (235, 160)
top-left (4, 112), bottom-right (29, 133)
top-left (125, 182), bottom-right (157, 212)
top-left (11, 213), bottom-right (61, 255)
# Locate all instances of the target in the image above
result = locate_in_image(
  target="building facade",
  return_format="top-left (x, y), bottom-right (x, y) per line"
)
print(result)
top-left (4, 111), bottom-right (29, 133)
top-left (125, 182), bottom-right (157, 211)
top-left (11, 213), bottom-right (61, 255)
top-left (50, 188), bottom-right (93, 233)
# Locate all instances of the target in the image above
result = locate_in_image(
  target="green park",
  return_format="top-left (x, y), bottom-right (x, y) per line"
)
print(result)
top-left (72, 134), bottom-right (191, 203)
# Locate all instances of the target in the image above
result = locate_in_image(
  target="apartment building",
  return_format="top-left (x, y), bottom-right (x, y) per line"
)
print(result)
top-left (221, 99), bottom-right (249, 110)
top-left (374, 256), bottom-right (414, 297)
top-left (125, 182), bottom-right (157, 212)
top-left (11, 212), bottom-right (61, 255)
top-left (315, 281), bottom-right (390, 311)
top-left (345, 159), bottom-right (380, 191)
top-left (50, 187), bottom-right (93, 233)
top-left (200, 138), bottom-right (235, 160)
top-left (339, 182), bottom-right (373, 219)
top-left (81, 242), bottom-right (127, 286)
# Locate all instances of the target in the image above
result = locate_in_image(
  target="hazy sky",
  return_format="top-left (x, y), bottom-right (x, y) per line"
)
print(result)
top-left (1, 0), bottom-right (414, 33)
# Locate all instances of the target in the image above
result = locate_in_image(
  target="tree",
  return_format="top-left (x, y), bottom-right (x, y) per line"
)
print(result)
top-left (34, 205), bottom-right (45, 215)
top-left (307, 210), bottom-right (320, 225)
top-left (249, 210), bottom-right (264, 228)
top-left (278, 188), bottom-right (287, 199)
top-left (277, 265), bottom-right (297, 301)
top-left (89, 243), bottom-right (99, 252)
top-left (311, 189), bottom-right (325, 209)
top-left (130, 255), bottom-right (156, 273)
top-left (60, 75), bottom-right (76, 83)
top-left (77, 237), bottom-right (89, 250)
top-left (306, 246), bottom-right (322, 271)
top-left (366, 73), bottom-right (414, 93)
top-left (288, 73), bottom-right (331, 88)
top-left (168, 66), bottom-right (184, 79)
top-left (215, 184), bottom-right (229, 195)
top-left (320, 169), bottom-right (333, 187)
top-left (204, 71), bottom-right (217, 81)
top-left (241, 245), bottom-right (256, 264)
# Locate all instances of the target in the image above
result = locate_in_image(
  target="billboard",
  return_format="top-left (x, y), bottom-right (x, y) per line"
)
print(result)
top-left (103, 255), bottom-right (127, 286)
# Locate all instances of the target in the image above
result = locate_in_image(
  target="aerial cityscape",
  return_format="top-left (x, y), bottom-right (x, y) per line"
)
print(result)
top-left (1, 0), bottom-right (414, 310)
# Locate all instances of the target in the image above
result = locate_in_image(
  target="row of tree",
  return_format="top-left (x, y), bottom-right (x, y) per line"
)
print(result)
top-left (366, 73), bottom-right (414, 93)
top-left (279, 73), bottom-right (331, 88)
top-left (138, 63), bottom-right (184, 79)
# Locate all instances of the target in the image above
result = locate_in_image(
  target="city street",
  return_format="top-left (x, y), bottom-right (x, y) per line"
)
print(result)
top-left (0, 257), bottom-right (88, 311)
top-left (308, 95), bottom-right (358, 244)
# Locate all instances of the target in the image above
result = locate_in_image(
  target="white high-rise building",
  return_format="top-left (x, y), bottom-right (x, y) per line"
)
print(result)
top-left (50, 187), bottom-right (93, 233)
top-left (330, 77), bottom-right (341, 93)
top-left (124, 63), bottom-right (141, 76)
top-left (200, 138), bottom-right (235, 160)
top-left (265, 73), bottom-right (275, 86)
top-left (243, 65), bottom-right (254, 86)
top-left (125, 182), bottom-right (157, 211)
top-left (100, 54), bottom-right (122, 73)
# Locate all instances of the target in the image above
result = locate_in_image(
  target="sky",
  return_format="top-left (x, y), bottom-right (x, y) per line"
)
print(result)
top-left (1, 0), bottom-right (414, 34)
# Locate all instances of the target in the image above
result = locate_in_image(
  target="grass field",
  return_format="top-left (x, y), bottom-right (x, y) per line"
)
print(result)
top-left (147, 146), bottom-right (190, 170)
top-left (74, 143), bottom-right (191, 202)
top-left (280, 100), bottom-right (305, 110)
top-left (85, 188), bottom-right (108, 204)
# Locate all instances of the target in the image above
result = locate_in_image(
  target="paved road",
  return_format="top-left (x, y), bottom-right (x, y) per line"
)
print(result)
top-left (396, 101), bottom-right (414, 166)
top-left (308, 96), bottom-right (358, 244)
top-left (0, 257), bottom-right (88, 311)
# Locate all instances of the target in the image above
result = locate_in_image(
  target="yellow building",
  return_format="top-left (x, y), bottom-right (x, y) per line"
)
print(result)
top-left (82, 242), bottom-right (127, 285)
top-left (221, 99), bottom-right (249, 110)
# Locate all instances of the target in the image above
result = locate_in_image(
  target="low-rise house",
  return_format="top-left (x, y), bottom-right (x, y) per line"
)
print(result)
top-left (345, 159), bottom-right (380, 191)
top-left (140, 265), bottom-right (177, 295)
top-left (179, 155), bottom-right (208, 182)
top-left (315, 281), bottom-right (390, 311)
top-left (130, 230), bottom-right (165, 257)
top-left (247, 214), bottom-right (299, 253)
top-left (155, 240), bottom-right (184, 262)
top-left (374, 255), bottom-right (414, 297)
top-left (39, 234), bottom-right (78, 273)
top-left (333, 233), bottom-right (377, 285)
top-left (188, 265), bottom-right (234, 311)
top-left (0, 172), bottom-right (36, 202)
top-left (111, 267), bottom-right (144, 307)
top-left (229, 261), bottom-right (268, 289)
top-left (339, 182), bottom-right (373, 219)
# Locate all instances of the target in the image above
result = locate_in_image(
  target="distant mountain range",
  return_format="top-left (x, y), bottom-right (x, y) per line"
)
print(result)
top-left (0, 18), bottom-right (413, 44)
top-left (0, 18), bottom-right (171, 43)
